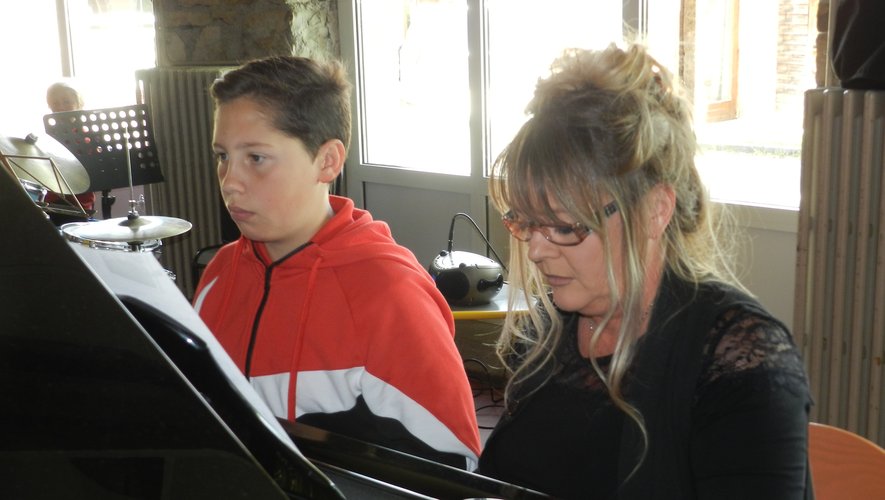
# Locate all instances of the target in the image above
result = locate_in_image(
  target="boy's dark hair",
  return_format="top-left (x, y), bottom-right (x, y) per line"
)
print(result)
top-left (211, 56), bottom-right (352, 156)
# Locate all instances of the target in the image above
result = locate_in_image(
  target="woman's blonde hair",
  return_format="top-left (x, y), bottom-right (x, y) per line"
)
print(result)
top-left (488, 42), bottom-right (743, 462)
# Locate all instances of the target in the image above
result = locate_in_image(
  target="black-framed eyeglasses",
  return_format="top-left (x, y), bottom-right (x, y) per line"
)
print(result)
top-left (501, 202), bottom-right (619, 246)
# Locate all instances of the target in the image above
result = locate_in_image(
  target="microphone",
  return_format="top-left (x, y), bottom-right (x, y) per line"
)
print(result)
top-left (428, 213), bottom-right (506, 306)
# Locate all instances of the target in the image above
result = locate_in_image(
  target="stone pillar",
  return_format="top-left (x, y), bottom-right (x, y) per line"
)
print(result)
top-left (815, 0), bottom-right (832, 87)
top-left (776, 0), bottom-right (817, 110)
top-left (153, 0), bottom-right (340, 67)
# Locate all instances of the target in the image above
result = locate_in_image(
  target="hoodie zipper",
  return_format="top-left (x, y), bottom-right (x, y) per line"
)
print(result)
top-left (244, 264), bottom-right (274, 379)
top-left (243, 241), bottom-right (312, 379)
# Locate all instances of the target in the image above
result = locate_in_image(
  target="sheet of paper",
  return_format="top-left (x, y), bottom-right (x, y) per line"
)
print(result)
top-left (68, 242), bottom-right (301, 455)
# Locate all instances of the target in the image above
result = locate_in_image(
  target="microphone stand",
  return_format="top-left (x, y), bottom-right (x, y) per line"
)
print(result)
top-left (446, 212), bottom-right (507, 272)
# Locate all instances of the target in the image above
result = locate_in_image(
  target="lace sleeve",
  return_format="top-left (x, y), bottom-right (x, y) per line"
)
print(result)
top-left (689, 306), bottom-right (812, 499)
top-left (696, 305), bottom-right (809, 400)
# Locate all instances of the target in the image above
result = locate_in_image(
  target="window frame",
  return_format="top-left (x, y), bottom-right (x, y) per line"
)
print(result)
top-left (703, 0), bottom-right (740, 122)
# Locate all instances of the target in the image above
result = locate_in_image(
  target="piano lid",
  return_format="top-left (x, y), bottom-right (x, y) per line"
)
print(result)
top-left (0, 166), bottom-right (342, 499)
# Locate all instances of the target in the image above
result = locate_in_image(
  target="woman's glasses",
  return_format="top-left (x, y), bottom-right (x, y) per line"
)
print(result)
top-left (501, 202), bottom-right (618, 246)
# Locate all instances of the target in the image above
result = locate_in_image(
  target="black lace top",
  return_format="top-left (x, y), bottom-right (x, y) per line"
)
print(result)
top-left (479, 276), bottom-right (813, 500)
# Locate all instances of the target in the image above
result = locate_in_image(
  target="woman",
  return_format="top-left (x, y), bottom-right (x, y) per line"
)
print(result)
top-left (478, 43), bottom-right (812, 499)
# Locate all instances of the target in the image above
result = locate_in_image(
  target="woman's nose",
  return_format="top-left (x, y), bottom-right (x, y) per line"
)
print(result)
top-left (526, 230), bottom-right (557, 263)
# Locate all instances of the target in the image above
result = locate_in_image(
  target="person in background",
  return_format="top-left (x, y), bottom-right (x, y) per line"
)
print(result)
top-left (44, 81), bottom-right (96, 214)
top-left (46, 81), bottom-right (84, 114)
top-left (478, 42), bottom-right (813, 499)
top-left (830, 0), bottom-right (885, 89)
top-left (192, 55), bottom-right (481, 469)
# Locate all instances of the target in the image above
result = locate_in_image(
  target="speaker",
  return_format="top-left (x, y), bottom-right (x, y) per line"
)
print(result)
top-left (428, 250), bottom-right (504, 307)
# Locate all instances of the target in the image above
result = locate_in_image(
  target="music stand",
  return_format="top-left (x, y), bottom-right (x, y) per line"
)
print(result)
top-left (0, 133), bottom-right (91, 222)
top-left (44, 104), bottom-right (165, 219)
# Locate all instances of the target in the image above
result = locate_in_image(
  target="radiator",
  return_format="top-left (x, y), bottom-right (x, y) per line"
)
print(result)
top-left (795, 87), bottom-right (885, 446)
top-left (135, 67), bottom-right (231, 298)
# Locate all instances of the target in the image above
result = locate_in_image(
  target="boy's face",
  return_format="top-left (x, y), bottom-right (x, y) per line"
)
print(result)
top-left (213, 96), bottom-right (332, 260)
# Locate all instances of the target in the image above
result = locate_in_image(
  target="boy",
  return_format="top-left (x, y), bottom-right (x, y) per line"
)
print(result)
top-left (193, 56), bottom-right (481, 469)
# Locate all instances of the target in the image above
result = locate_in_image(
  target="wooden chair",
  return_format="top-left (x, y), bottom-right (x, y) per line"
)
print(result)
top-left (808, 422), bottom-right (885, 499)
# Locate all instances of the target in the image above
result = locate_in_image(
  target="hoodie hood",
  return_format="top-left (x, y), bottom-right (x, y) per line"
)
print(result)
top-left (243, 195), bottom-right (424, 273)
top-left (210, 195), bottom-right (431, 356)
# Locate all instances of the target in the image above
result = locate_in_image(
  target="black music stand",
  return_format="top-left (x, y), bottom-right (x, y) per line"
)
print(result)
top-left (43, 104), bottom-right (165, 219)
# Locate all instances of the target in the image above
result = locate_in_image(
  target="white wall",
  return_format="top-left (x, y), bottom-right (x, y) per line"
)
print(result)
top-left (731, 204), bottom-right (799, 331)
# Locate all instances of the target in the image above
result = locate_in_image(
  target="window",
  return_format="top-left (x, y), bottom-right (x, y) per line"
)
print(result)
top-left (344, 0), bottom-right (818, 211)
top-left (0, 0), bottom-right (156, 134)
top-left (484, 0), bottom-right (622, 174)
top-left (688, 0), bottom-right (816, 209)
top-left (353, 0), bottom-right (621, 177)
top-left (357, 0), bottom-right (470, 174)
top-left (698, 0), bottom-right (740, 122)
top-left (66, 0), bottom-right (156, 106)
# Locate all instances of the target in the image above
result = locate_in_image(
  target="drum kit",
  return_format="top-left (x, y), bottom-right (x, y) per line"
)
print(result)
top-left (0, 128), bottom-right (191, 260)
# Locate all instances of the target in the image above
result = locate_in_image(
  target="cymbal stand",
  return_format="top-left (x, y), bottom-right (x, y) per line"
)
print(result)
top-left (100, 190), bottom-right (115, 221)
top-left (122, 122), bottom-right (140, 220)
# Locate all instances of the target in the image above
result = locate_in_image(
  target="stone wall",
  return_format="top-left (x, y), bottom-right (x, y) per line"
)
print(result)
top-left (153, 0), bottom-right (340, 66)
top-left (776, 0), bottom-right (818, 110)
top-left (777, 0), bottom-right (814, 92)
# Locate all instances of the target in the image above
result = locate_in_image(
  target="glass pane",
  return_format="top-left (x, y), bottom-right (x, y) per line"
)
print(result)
top-left (0, 0), bottom-right (63, 133)
top-left (696, 0), bottom-right (811, 208)
top-left (68, 0), bottom-right (156, 108)
top-left (357, 0), bottom-right (470, 175)
top-left (647, 0), bottom-right (812, 209)
top-left (485, 0), bottom-right (622, 171)
top-left (698, 0), bottom-right (737, 103)
top-left (0, 0), bottom-right (156, 135)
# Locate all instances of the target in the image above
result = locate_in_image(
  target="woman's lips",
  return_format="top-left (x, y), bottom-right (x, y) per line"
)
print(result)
top-left (544, 274), bottom-right (572, 287)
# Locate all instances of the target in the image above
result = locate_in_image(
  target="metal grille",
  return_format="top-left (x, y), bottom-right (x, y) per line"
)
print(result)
top-left (795, 87), bottom-right (885, 446)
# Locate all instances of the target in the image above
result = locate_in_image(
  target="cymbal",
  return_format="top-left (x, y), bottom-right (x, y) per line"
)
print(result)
top-left (0, 133), bottom-right (90, 195)
top-left (64, 214), bottom-right (192, 243)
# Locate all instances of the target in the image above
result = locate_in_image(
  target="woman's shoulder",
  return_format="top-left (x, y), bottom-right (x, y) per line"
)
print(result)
top-left (697, 304), bottom-right (808, 397)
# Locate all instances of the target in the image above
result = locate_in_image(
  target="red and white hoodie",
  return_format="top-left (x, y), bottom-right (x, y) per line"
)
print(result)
top-left (194, 195), bottom-right (481, 469)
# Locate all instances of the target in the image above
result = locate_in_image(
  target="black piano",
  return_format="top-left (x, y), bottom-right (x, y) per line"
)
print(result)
top-left (0, 167), bottom-right (548, 499)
